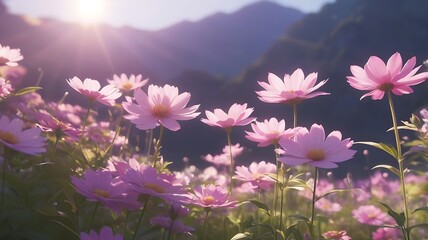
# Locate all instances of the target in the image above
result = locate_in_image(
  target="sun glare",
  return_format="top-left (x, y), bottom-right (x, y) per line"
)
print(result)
top-left (77, 0), bottom-right (105, 25)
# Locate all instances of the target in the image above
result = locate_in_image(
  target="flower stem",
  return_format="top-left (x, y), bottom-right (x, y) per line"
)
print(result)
top-left (133, 197), bottom-right (150, 240)
top-left (0, 147), bottom-right (7, 212)
top-left (87, 202), bottom-right (99, 231)
top-left (226, 129), bottom-right (234, 194)
top-left (310, 167), bottom-right (319, 238)
top-left (153, 126), bottom-right (164, 168)
top-left (292, 104), bottom-right (298, 128)
top-left (202, 208), bottom-right (211, 240)
top-left (167, 218), bottom-right (175, 240)
top-left (103, 108), bottom-right (124, 157)
top-left (387, 91), bottom-right (410, 240)
top-left (272, 145), bottom-right (279, 238)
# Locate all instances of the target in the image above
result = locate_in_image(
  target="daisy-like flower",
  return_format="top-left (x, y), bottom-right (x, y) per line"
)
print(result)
top-left (372, 227), bottom-right (401, 240)
top-left (322, 230), bottom-right (352, 240)
top-left (122, 84), bottom-right (200, 131)
top-left (352, 205), bottom-right (393, 226)
top-left (107, 73), bottom-right (148, 93)
top-left (0, 77), bottom-right (13, 98)
top-left (189, 185), bottom-right (237, 209)
top-left (71, 169), bottom-right (140, 212)
top-left (347, 52), bottom-right (428, 100)
top-left (67, 77), bottom-right (122, 106)
top-left (80, 226), bottom-right (123, 240)
top-left (121, 164), bottom-right (190, 203)
top-left (315, 198), bottom-right (342, 214)
top-left (256, 68), bottom-right (329, 105)
top-left (277, 124), bottom-right (355, 169)
top-left (34, 110), bottom-right (81, 141)
top-left (201, 103), bottom-right (256, 130)
top-left (234, 161), bottom-right (276, 190)
top-left (245, 118), bottom-right (296, 147)
top-left (0, 116), bottom-right (46, 155)
top-left (0, 44), bottom-right (23, 67)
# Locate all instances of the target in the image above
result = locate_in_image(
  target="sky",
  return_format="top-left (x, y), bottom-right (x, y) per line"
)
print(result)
top-left (4, 0), bottom-right (334, 31)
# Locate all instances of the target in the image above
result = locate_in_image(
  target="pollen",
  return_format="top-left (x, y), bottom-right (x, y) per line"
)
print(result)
top-left (93, 189), bottom-right (110, 198)
top-left (307, 149), bottom-right (326, 161)
top-left (0, 130), bottom-right (19, 144)
top-left (152, 104), bottom-right (170, 118)
top-left (121, 82), bottom-right (134, 91)
top-left (202, 196), bottom-right (215, 205)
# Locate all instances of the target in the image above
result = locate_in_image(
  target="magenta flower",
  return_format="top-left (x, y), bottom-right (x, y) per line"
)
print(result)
top-left (150, 216), bottom-right (194, 234)
top-left (315, 198), bottom-right (342, 214)
top-left (277, 124), bottom-right (355, 169)
top-left (34, 110), bottom-right (81, 141)
top-left (0, 77), bottom-right (13, 98)
top-left (245, 118), bottom-right (296, 147)
top-left (0, 44), bottom-right (23, 67)
top-left (121, 164), bottom-right (190, 203)
top-left (107, 73), bottom-right (148, 92)
top-left (189, 185), bottom-right (237, 209)
top-left (372, 227), bottom-right (401, 240)
top-left (0, 116), bottom-right (46, 155)
top-left (352, 205), bottom-right (393, 225)
top-left (256, 68), bottom-right (329, 105)
top-left (234, 161), bottom-right (276, 190)
top-left (122, 84), bottom-right (200, 131)
top-left (322, 230), bottom-right (352, 240)
top-left (80, 226), bottom-right (123, 240)
top-left (201, 103), bottom-right (256, 130)
top-left (347, 52), bottom-right (428, 100)
top-left (67, 77), bottom-right (122, 106)
top-left (71, 169), bottom-right (140, 212)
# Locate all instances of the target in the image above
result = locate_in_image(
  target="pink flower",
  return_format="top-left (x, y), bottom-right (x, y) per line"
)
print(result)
top-left (67, 77), bottom-right (122, 106)
top-left (107, 73), bottom-right (148, 92)
top-left (0, 116), bottom-right (46, 155)
top-left (315, 198), bottom-right (342, 214)
top-left (80, 226), bottom-right (123, 240)
top-left (34, 110), bottom-right (81, 141)
top-left (245, 118), bottom-right (296, 147)
top-left (234, 161), bottom-right (276, 190)
top-left (256, 68), bottom-right (329, 105)
top-left (352, 205), bottom-right (393, 225)
top-left (0, 44), bottom-right (23, 67)
top-left (121, 164), bottom-right (190, 203)
top-left (201, 103), bottom-right (256, 130)
top-left (71, 169), bottom-right (140, 212)
top-left (203, 143), bottom-right (244, 166)
top-left (420, 108), bottom-right (428, 132)
top-left (372, 227), bottom-right (402, 240)
top-left (322, 230), bottom-right (352, 240)
top-left (0, 77), bottom-right (13, 98)
top-left (347, 52), bottom-right (428, 100)
top-left (122, 84), bottom-right (200, 131)
top-left (189, 185), bottom-right (237, 209)
top-left (277, 124), bottom-right (355, 169)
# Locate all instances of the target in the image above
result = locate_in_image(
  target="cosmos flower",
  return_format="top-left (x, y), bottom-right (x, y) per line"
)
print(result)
top-left (0, 44), bottom-right (23, 67)
top-left (107, 73), bottom-right (148, 93)
top-left (277, 124), bottom-right (355, 169)
top-left (322, 230), bottom-right (352, 240)
top-left (201, 103), bottom-right (256, 130)
top-left (256, 68), bottom-right (329, 105)
top-left (0, 116), bottom-right (46, 155)
top-left (71, 169), bottom-right (139, 212)
top-left (352, 205), bottom-right (393, 225)
top-left (80, 226), bottom-right (123, 240)
top-left (234, 161), bottom-right (276, 190)
top-left (0, 77), bottom-right (13, 98)
top-left (122, 84), bottom-right (200, 131)
top-left (189, 185), bottom-right (237, 209)
top-left (245, 118), bottom-right (296, 147)
top-left (315, 198), bottom-right (342, 214)
top-left (372, 227), bottom-right (402, 240)
top-left (67, 77), bottom-right (122, 106)
top-left (203, 144), bottom-right (244, 166)
top-left (34, 110), bottom-right (81, 141)
top-left (347, 52), bottom-right (428, 100)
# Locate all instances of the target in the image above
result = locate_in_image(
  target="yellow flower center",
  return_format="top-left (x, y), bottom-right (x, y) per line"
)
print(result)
top-left (0, 130), bottom-right (18, 144)
top-left (121, 82), bottom-right (134, 91)
top-left (152, 105), bottom-right (170, 118)
top-left (307, 149), bottom-right (325, 161)
top-left (93, 189), bottom-right (110, 198)
top-left (203, 196), bottom-right (215, 205)
top-left (144, 183), bottom-right (165, 193)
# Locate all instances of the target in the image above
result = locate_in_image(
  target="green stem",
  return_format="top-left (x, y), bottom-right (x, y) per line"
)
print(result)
top-left (103, 108), bottom-right (124, 157)
top-left (133, 197), bottom-right (150, 240)
top-left (124, 211), bottom-right (129, 240)
top-left (310, 168), bottom-right (319, 238)
top-left (292, 104), bottom-right (298, 128)
top-left (1, 147), bottom-right (7, 211)
top-left (87, 202), bottom-right (99, 231)
top-left (226, 129), bottom-right (234, 194)
top-left (146, 129), bottom-right (154, 158)
top-left (272, 145), bottom-right (280, 239)
top-left (202, 208), bottom-right (211, 240)
top-left (153, 126), bottom-right (164, 168)
top-left (387, 91), bottom-right (410, 240)
top-left (74, 100), bottom-right (93, 154)
top-left (167, 218), bottom-right (175, 240)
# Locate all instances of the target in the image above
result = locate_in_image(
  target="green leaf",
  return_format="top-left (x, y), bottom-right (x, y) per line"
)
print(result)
top-left (231, 232), bottom-right (254, 240)
top-left (356, 141), bottom-right (398, 159)
top-left (242, 216), bottom-right (254, 230)
top-left (371, 165), bottom-right (400, 177)
top-left (248, 200), bottom-right (270, 216)
top-left (412, 206), bottom-right (428, 214)
top-left (284, 224), bottom-right (304, 240)
top-left (288, 214), bottom-right (310, 225)
top-left (316, 189), bottom-right (349, 201)
top-left (14, 86), bottom-right (42, 96)
top-left (409, 223), bottom-right (428, 232)
top-left (378, 201), bottom-right (405, 227)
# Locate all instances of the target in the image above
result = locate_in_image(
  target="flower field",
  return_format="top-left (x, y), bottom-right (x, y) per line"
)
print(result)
top-left (0, 44), bottom-right (427, 240)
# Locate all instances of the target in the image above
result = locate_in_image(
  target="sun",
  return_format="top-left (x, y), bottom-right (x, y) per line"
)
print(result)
top-left (76, 0), bottom-right (105, 25)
